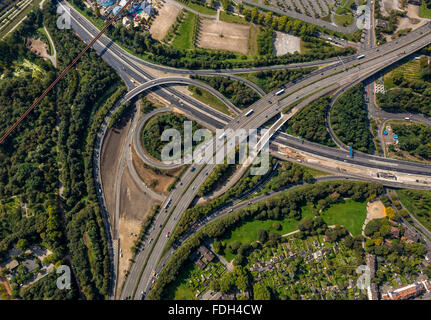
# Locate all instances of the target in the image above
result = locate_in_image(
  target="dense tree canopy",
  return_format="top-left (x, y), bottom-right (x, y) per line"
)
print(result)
top-left (190, 75), bottom-right (260, 109)
top-left (392, 123), bottom-right (431, 160)
top-left (287, 96), bottom-right (335, 146)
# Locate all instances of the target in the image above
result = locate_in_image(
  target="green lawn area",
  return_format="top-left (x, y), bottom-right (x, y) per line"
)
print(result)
top-left (172, 11), bottom-right (197, 50)
top-left (37, 27), bottom-right (54, 56)
top-left (420, 2), bottom-right (431, 18)
top-left (396, 189), bottom-right (431, 232)
top-left (188, 85), bottom-right (235, 117)
top-left (0, 0), bottom-right (43, 38)
top-left (162, 260), bottom-right (226, 300)
top-left (336, 0), bottom-right (354, 14)
top-left (303, 166), bottom-right (330, 177)
top-left (219, 12), bottom-right (249, 25)
top-left (186, 2), bottom-right (217, 15)
top-left (221, 206), bottom-right (315, 262)
top-left (320, 199), bottom-right (367, 236)
top-left (334, 14), bottom-right (354, 27)
top-left (162, 262), bottom-right (198, 300)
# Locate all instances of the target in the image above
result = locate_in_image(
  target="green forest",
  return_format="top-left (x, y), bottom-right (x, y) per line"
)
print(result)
top-left (364, 217), bottom-right (427, 284)
top-left (287, 96), bottom-right (335, 147)
top-left (330, 84), bottom-right (375, 153)
top-left (190, 75), bottom-right (260, 109)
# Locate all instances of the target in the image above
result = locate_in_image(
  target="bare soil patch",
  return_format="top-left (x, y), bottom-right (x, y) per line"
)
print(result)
top-left (131, 146), bottom-right (183, 194)
top-left (150, 3), bottom-right (182, 41)
top-left (366, 200), bottom-right (386, 220)
top-left (197, 19), bottom-right (250, 55)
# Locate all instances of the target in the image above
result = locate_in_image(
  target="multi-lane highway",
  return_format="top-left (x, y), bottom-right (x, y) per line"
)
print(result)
top-left (62, 1), bottom-right (431, 300)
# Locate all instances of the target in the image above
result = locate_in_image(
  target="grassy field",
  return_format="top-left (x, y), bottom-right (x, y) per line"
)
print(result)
top-left (420, 1), bottom-right (431, 19)
top-left (188, 85), bottom-right (235, 116)
top-left (384, 59), bottom-right (422, 88)
top-left (320, 199), bottom-right (367, 236)
top-left (172, 11), bottom-right (197, 50)
top-left (221, 198), bottom-right (366, 258)
top-left (303, 166), bottom-right (330, 177)
top-left (396, 189), bottom-right (431, 232)
top-left (321, 14), bottom-right (332, 22)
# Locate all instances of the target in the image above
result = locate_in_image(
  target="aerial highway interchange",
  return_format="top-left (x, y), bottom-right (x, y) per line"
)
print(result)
top-left (59, 2), bottom-right (431, 299)
top-left (2, 0), bottom-right (431, 303)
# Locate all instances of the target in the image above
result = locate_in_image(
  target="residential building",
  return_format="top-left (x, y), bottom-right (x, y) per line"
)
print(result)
top-left (382, 282), bottom-right (427, 300)
top-left (198, 245), bottom-right (215, 262)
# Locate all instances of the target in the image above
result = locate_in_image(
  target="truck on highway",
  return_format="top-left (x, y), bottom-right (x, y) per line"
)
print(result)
top-left (356, 54), bottom-right (365, 60)
top-left (275, 89), bottom-right (285, 96)
top-left (245, 109), bottom-right (254, 117)
top-left (377, 172), bottom-right (397, 180)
